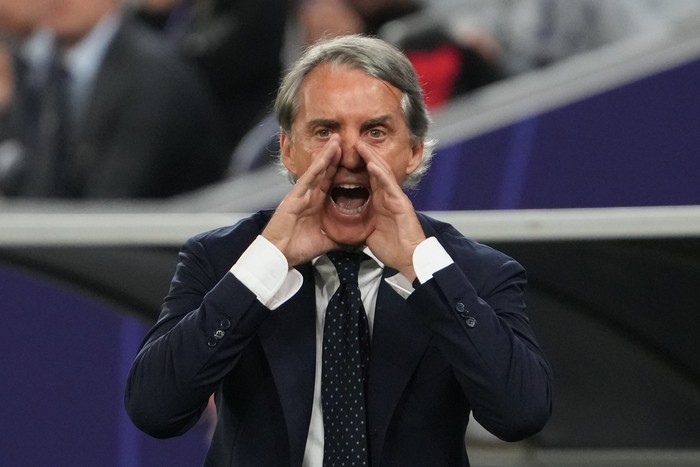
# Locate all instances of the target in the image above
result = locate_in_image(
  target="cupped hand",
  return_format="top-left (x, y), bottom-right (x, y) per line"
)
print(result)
top-left (359, 141), bottom-right (425, 280)
top-left (262, 136), bottom-right (342, 267)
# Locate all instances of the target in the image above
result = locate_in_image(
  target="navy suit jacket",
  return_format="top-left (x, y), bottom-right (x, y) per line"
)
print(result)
top-left (125, 210), bottom-right (552, 466)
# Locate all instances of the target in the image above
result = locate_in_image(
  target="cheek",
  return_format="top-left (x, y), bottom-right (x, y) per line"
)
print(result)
top-left (386, 146), bottom-right (419, 177)
top-left (285, 144), bottom-right (315, 176)
top-left (299, 142), bottom-right (320, 168)
top-left (404, 142), bottom-right (423, 173)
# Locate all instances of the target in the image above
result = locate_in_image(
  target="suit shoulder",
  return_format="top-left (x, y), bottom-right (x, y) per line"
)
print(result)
top-left (113, 15), bottom-right (175, 58)
top-left (417, 212), bottom-right (519, 267)
top-left (187, 210), bottom-right (271, 249)
top-left (105, 16), bottom-right (206, 85)
top-left (175, 211), bottom-right (272, 275)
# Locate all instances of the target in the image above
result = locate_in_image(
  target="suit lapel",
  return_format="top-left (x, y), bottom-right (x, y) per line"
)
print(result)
top-left (367, 269), bottom-right (432, 463)
top-left (258, 263), bottom-right (316, 467)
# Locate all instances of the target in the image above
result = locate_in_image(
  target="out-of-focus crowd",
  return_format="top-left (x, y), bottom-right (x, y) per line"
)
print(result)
top-left (0, 0), bottom-right (697, 199)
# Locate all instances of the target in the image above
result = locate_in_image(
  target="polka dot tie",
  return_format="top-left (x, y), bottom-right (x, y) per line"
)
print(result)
top-left (322, 251), bottom-right (371, 467)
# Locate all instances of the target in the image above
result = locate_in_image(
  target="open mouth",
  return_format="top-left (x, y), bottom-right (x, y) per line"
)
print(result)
top-left (330, 184), bottom-right (370, 215)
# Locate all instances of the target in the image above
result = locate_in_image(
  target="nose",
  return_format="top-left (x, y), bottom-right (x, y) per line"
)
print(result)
top-left (338, 134), bottom-right (365, 171)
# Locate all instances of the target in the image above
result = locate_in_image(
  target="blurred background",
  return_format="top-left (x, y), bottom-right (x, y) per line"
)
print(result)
top-left (1, 0), bottom-right (699, 465)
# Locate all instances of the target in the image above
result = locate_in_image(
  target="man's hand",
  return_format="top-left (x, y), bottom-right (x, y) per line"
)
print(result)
top-left (360, 141), bottom-right (425, 281)
top-left (262, 136), bottom-right (342, 267)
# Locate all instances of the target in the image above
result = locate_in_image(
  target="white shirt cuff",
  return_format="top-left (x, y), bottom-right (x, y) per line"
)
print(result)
top-left (230, 235), bottom-right (303, 310)
top-left (384, 274), bottom-right (414, 299)
top-left (413, 236), bottom-right (454, 284)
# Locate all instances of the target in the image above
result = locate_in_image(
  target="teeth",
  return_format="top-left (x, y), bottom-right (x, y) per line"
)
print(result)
top-left (330, 184), bottom-right (370, 215)
top-left (335, 203), bottom-right (368, 215)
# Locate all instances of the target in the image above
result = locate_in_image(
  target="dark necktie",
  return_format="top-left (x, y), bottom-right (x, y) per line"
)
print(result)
top-left (322, 251), bottom-right (371, 467)
top-left (14, 57), bottom-right (42, 147)
top-left (35, 53), bottom-right (73, 196)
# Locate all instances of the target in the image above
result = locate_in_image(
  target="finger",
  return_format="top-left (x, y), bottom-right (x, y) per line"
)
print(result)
top-left (355, 140), bottom-right (399, 193)
top-left (355, 139), bottom-right (387, 172)
top-left (275, 137), bottom-right (341, 217)
top-left (368, 157), bottom-right (404, 200)
top-left (295, 135), bottom-right (341, 192)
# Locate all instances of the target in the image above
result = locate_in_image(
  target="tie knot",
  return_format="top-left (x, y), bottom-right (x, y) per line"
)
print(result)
top-left (327, 251), bottom-right (364, 285)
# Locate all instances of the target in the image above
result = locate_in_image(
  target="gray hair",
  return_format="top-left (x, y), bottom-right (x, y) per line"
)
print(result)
top-left (274, 34), bottom-right (436, 188)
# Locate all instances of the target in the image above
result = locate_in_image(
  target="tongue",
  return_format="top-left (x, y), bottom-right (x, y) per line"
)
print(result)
top-left (334, 188), bottom-right (367, 210)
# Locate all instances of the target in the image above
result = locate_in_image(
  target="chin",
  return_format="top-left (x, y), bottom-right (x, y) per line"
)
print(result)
top-left (322, 219), bottom-right (374, 249)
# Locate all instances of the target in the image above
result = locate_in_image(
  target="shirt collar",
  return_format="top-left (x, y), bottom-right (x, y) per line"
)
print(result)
top-left (20, 28), bottom-right (52, 70)
top-left (311, 246), bottom-right (384, 269)
top-left (62, 10), bottom-right (121, 87)
top-left (17, 28), bottom-right (53, 85)
top-left (57, 10), bottom-right (121, 114)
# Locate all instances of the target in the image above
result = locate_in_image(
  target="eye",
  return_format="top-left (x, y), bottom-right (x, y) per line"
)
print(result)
top-left (367, 128), bottom-right (385, 139)
top-left (314, 128), bottom-right (333, 139)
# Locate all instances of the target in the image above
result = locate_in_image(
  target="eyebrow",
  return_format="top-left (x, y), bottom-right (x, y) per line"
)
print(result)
top-left (307, 118), bottom-right (340, 130)
top-left (360, 115), bottom-right (393, 132)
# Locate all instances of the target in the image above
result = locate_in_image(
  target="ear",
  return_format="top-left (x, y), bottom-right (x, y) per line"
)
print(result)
top-left (405, 140), bottom-right (424, 175)
top-left (280, 131), bottom-right (297, 175)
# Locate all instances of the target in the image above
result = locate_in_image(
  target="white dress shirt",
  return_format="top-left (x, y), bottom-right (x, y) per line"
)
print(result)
top-left (60, 10), bottom-right (121, 122)
top-left (230, 235), bottom-right (453, 466)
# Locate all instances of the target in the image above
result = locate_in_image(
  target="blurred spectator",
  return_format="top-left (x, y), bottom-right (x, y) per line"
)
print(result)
top-left (0, 0), bottom-right (51, 194)
top-left (131, 0), bottom-right (187, 38)
top-left (133, 0), bottom-right (291, 153)
top-left (296, 0), bottom-right (504, 109)
top-left (0, 44), bottom-right (12, 130)
top-left (296, 0), bottom-right (364, 46)
top-left (439, 0), bottom-right (700, 76)
top-left (494, 0), bottom-right (681, 75)
top-left (0, 0), bottom-right (229, 199)
top-left (0, 44), bottom-right (19, 188)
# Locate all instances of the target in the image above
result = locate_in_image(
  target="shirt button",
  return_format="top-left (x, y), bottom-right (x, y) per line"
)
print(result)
top-left (465, 317), bottom-right (477, 328)
top-left (214, 329), bottom-right (225, 339)
top-left (455, 302), bottom-right (466, 313)
top-left (220, 319), bottom-right (231, 330)
top-left (207, 337), bottom-right (218, 347)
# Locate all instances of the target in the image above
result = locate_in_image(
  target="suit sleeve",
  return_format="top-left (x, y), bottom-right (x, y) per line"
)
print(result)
top-left (124, 236), bottom-right (269, 438)
top-left (407, 242), bottom-right (552, 442)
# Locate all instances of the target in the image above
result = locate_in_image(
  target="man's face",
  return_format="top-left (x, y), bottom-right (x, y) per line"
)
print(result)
top-left (281, 62), bottom-right (423, 247)
top-left (0, 0), bottom-right (45, 38)
top-left (44, 0), bottom-right (116, 47)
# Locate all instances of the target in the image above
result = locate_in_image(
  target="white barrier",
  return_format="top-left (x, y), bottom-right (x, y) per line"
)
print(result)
top-left (0, 205), bottom-right (699, 246)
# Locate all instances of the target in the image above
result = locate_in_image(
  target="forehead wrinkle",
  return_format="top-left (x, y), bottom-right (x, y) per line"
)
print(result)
top-left (293, 63), bottom-right (404, 134)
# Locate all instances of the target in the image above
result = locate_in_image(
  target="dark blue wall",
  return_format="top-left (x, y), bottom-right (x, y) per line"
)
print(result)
top-left (411, 58), bottom-right (700, 211)
top-left (0, 266), bottom-right (209, 467)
